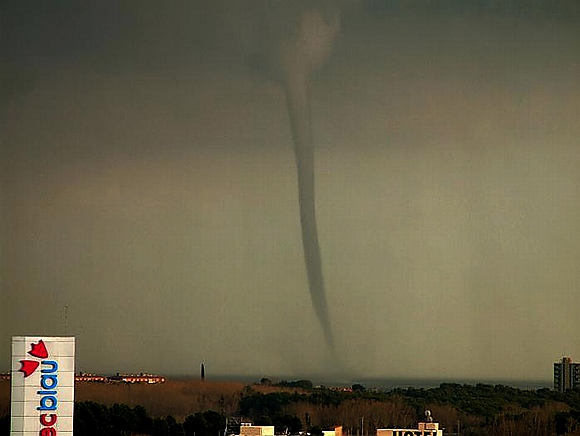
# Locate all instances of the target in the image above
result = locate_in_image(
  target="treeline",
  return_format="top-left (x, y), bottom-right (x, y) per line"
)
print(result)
top-left (0, 400), bottom-right (303, 436)
top-left (392, 383), bottom-right (580, 417)
top-left (240, 383), bottom-right (580, 435)
top-left (390, 384), bottom-right (580, 435)
top-left (2, 383), bottom-right (580, 435)
top-left (0, 402), bottom-right (225, 436)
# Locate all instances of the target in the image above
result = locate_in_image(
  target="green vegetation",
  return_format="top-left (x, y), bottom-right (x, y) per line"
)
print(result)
top-left (2, 382), bottom-right (580, 435)
top-left (235, 383), bottom-right (580, 435)
top-left (74, 402), bottom-right (225, 436)
top-left (276, 379), bottom-right (314, 390)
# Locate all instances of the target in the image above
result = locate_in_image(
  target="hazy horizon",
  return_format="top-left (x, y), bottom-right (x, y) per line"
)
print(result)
top-left (2, 1), bottom-right (580, 381)
top-left (141, 373), bottom-right (555, 389)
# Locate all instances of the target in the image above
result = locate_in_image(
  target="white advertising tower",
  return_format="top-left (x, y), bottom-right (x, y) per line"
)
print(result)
top-left (10, 336), bottom-right (75, 436)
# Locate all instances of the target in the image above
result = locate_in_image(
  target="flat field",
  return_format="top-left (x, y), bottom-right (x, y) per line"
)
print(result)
top-left (0, 379), bottom-right (288, 420)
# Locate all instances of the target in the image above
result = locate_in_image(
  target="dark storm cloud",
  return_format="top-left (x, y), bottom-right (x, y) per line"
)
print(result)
top-left (2, 1), bottom-right (580, 380)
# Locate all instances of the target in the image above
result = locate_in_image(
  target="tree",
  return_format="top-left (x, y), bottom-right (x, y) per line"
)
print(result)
top-left (273, 414), bottom-right (303, 434)
top-left (278, 380), bottom-right (314, 390)
top-left (0, 414), bottom-right (9, 436)
top-left (74, 401), bottom-right (113, 436)
top-left (109, 403), bottom-right (138, 433)
top-left (166, 415), bottom-right (185, 436)
top-left (309, 425), bottom-right (324, 436)
top-left (260, 378), bottom-right (273, 386)
top-left (151, 416), bottom-right (171, 436)
top-left (184, 410), bottom-right (225, 436)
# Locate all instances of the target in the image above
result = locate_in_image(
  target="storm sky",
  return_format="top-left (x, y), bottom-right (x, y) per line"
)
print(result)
top-left (2, 0), bottom-right (580, 382)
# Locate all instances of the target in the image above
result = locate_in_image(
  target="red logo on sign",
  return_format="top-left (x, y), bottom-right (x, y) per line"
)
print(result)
top-left (19, 360), bottom-right (40, 378)
top-left (29, 340), bottom-right (49, 359)
top-left (18, 340), bottom-right (50, 378)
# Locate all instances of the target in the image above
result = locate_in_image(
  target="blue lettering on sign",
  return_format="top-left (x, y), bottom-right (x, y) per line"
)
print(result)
top-left (37, 395), bottom-right (57, 411)
top-left (37, 360), bottom-right (59, 411)
top-left (41, 374), bottom-right (58, 390)
top-left (41, 360), bottom-right (58, 373)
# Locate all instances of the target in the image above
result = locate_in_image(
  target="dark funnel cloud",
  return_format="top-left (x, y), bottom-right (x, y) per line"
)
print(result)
top-left (282, 9), bottom-right (340, 351)
top-left (250, 3), bottom-right (341, 350)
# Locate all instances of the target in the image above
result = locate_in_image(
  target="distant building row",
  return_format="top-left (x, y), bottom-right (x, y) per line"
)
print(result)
top-left (236, 421), bottom-right (441, 436)
top-left (78, 372), bottom-right (166, 384)
top-left (235, 424), bottom-right (343, 436)
top-left (1, 372), bottom-right (165, 384)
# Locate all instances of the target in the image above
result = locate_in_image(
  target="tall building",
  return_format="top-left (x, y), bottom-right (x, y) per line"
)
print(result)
top-left (554, 356), bottom-right (580, 392)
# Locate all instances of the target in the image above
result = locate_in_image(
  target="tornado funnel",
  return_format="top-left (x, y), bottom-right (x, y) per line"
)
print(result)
top-left (285, 72), bottom-right (334, 350)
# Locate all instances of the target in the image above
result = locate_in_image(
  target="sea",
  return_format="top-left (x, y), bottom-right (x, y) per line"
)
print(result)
top-left (178, 374), bottom-right (553, 391)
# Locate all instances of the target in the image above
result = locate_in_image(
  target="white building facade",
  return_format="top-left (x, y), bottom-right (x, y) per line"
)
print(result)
top-left (377, 421), bottom-right (443, 436)
top-left (11, 336), bottom-right (75, 436)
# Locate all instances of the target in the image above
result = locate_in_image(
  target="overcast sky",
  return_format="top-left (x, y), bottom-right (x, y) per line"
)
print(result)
top-left (2, 0), bottom-right (580, 382)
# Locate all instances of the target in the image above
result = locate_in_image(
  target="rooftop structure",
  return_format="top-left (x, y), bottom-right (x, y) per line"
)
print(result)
top-left (377, 410), bottom-right (442, 436)
top-left (109, 373), bottom-right (166, 384)
top-left (239, 424), bottom-right (275, 436)
top-left (75, 373), bottom-right (108, 382)
top-left (323, 426), bottom-right (343, 436)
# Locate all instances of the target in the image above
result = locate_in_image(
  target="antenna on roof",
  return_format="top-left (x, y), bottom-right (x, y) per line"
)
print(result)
top-left (61, 304), bottom-right (69, 335)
